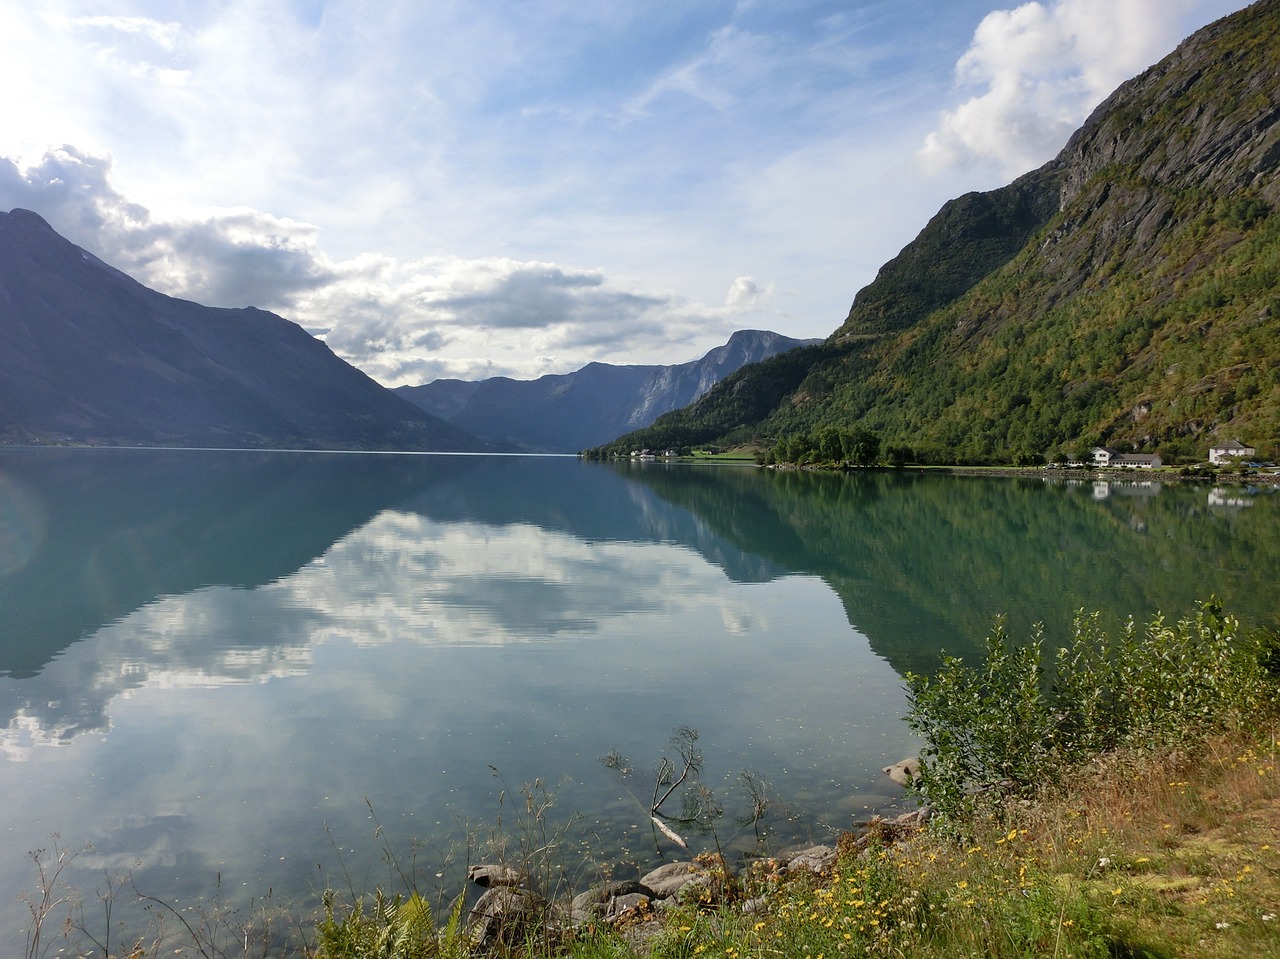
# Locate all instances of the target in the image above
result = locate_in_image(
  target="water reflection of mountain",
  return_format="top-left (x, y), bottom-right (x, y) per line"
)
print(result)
top-left (0, 449), bottom-right (414, 676)
top-left (607, 464), bottom-right (1280, 676)
top-left (0, 451), bottom-right (785, 677)
top-left (4, 451), bottom-right (1276, 685)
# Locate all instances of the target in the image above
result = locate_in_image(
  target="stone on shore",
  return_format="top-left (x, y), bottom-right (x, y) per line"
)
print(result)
top-left (570, 879), bottom-right (655, 924)
top-left (469, 886), bottom-right (559, 951)
top-left (883, 757), bottom-right (921, 786)
top-left (640, 861), bottom-right (703, 899)
top-left (468, 863), bottom-right (523, 887)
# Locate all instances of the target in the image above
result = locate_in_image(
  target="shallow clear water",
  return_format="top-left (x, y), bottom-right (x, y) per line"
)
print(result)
top-left (0, 449), bottom-right (1275, 948)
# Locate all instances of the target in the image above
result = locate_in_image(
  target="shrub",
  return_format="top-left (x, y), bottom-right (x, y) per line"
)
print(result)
top-left (904, 600), bottom-right (1277, 823)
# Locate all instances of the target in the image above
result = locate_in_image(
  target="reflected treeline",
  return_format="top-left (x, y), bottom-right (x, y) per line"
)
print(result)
top-left (0, 450), bottom-right (786, 676)
top-left (605, 463), bottom-right (1280, 675)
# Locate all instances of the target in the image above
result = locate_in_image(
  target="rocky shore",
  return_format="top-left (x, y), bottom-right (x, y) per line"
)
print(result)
top-left (464, 806), bottom-right (931, 953)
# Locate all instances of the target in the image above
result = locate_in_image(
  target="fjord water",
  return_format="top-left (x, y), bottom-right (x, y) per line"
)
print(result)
top-left (0, 449), bottom-right (1276, 944)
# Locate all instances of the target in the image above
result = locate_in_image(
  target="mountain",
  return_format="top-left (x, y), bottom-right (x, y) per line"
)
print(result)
top-left (593, 1), bottom-right (1280, 465)
top-left (396, 329), bottom-right (819, 453)
top-left (0, 209), bottom-right (488, 451)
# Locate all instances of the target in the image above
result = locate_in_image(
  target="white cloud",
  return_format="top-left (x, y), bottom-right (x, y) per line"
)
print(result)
top-left (919, 0), bottom-right (1230, 176)
top-left (0, 148), bottom-right (766, 384)
top-left (724, 276), bottom-right (774, 310)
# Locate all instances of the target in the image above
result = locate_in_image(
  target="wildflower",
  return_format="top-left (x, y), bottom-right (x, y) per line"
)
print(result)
top-left (1135, 857), bottom-right (1150, 863)
top-left (1097, 857), bottom-right (1111, 868)
top-left (1216, 922), bottom-right (1230, 930)
top-left (1262, 914), bottom-right (1275, 922)
top-left (1112, 887), bottom-right (1123, 896)
top-left (955, 880), bottom-right (968, 890)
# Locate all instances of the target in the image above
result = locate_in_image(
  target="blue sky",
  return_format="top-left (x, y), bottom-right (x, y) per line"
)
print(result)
top-left (0, 0), bottom-right (1249, 384)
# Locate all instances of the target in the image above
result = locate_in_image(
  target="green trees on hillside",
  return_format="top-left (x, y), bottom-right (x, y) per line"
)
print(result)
top-left (762, 427), bottom-right (881, 467)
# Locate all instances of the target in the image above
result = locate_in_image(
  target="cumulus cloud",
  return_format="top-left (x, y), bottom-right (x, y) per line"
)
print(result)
top-left (725, 276), bottom-right (774, 310)
top-left (0, 147), bottom-right (335, 310)
top-left (920, 0), bottom-right (1209, 175)
top-left (1, 148), bottom-right (764, 384)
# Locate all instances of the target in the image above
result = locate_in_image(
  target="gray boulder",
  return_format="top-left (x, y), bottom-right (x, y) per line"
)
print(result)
top-left (570, 879), bottom-right (654, 925)
top-left (780, 844), bottom-right (837, 875)
top-left (883, 757), bottom-right (921, 786)
top-left (639, 861), bottom-right (703, 899)
top-left (470, 886), bottom-right (557, 951)
top-left (468, 863), bottom-right (523, 888)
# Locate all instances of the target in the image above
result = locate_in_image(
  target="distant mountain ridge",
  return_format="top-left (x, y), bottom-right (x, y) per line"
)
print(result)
top-left (396, 329), bottom-right (819, 453)
top-left (595, 0), bottom-right (1280, 464)
top-left (0, 209), bottom-right (489, 451)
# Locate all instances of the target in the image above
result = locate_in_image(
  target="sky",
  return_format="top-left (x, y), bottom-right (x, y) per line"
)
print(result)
top-left (0, 0), bottom-right (1251, 386)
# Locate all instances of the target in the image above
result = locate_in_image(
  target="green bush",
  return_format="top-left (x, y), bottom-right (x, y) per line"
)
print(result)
top-left (313, 888), bottom-right (468, 959)
top-left (904, 600), bottom-right (1277, 823)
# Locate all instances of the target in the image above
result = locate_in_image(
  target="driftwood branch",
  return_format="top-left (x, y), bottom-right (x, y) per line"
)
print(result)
top-left (651, 757), bottom-right (693, 814)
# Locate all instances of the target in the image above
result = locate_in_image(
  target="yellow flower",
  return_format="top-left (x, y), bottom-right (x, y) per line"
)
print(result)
top-left (956, 880), bottom-right (969, 890)
top-left (1112, 887), bottom-right (1123, 896)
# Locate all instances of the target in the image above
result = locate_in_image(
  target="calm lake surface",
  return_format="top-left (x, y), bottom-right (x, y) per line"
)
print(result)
top-left (0, 448), bottom-right (1276, 947)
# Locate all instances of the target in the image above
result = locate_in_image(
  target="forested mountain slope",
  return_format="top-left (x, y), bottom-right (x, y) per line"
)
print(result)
top-left (595, 0), bottom-right (1280, 464)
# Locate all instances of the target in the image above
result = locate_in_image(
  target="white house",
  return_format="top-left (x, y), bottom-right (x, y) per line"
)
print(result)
top-left (1091, 447), bottom-right (1163, 468)
top-left (1091, 446), bottom-right (1118, 467)
top-left (1114, 453), bottom-right (1163, 469)
top-left (1209, 439), bottom-right (1256, 465)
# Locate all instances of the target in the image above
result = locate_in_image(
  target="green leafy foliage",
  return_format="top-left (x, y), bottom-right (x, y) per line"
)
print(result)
top-left (313, 888), bottom-right (464, 959)
top-left (762, 426), bottom-right (881, 467)
top-left (904, 601), bottom-right (1277, 823)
